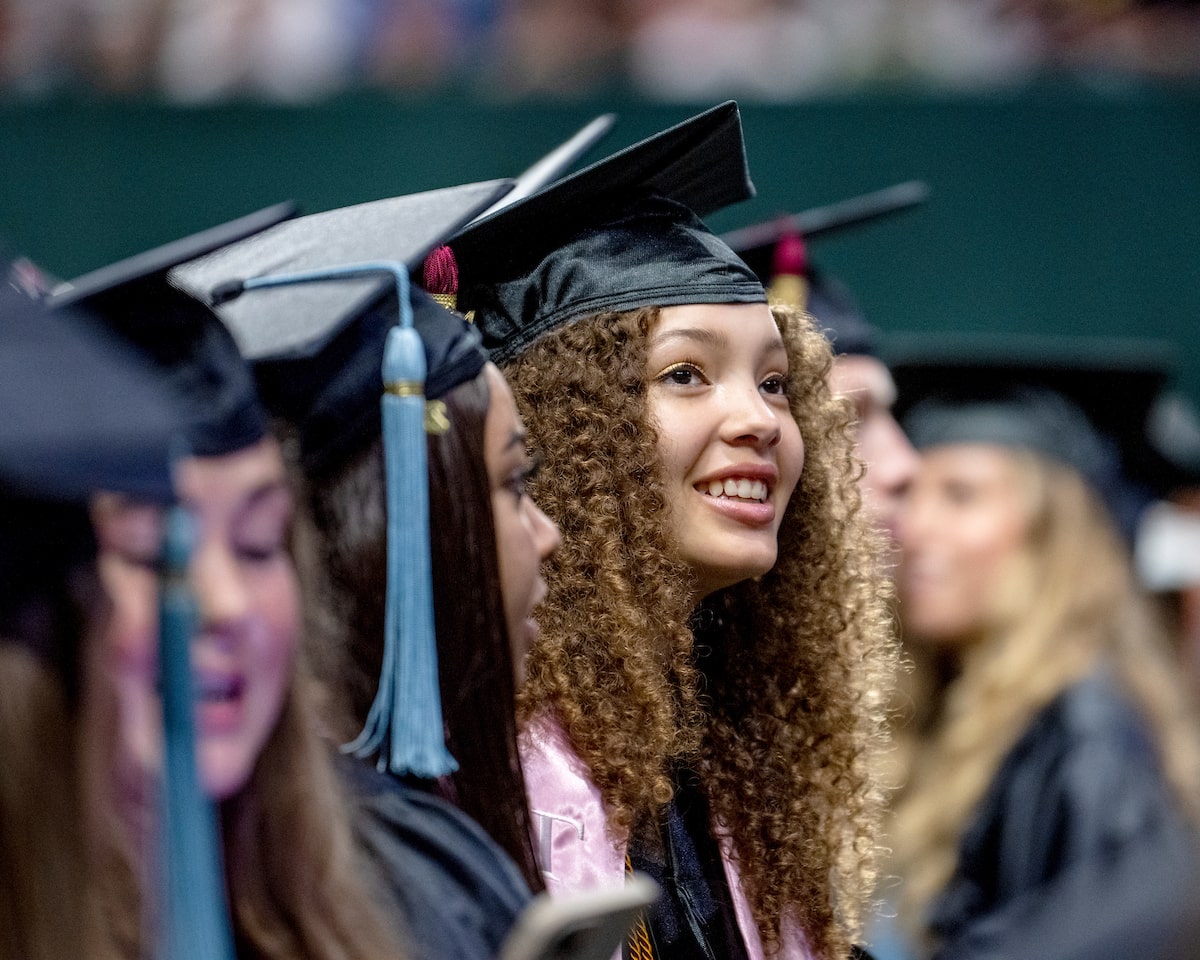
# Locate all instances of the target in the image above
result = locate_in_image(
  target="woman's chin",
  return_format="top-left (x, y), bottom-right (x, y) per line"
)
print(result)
top-left (198, 742), bottom-right (257, 803)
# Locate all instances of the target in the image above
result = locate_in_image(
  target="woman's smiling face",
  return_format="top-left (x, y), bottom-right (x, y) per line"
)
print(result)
top-left (646, 302), bottom-right (805, 603)
top-left (92, 437), bottom-right (299, 804)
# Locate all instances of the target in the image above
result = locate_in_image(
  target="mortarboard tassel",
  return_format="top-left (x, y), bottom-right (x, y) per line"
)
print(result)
top-left (211, 263), bottom-right (456, 779)
top-left (158, 504), bottom-right (237, 960)
top-left (422, 245), bottom-right (459, 314)
top-left (364, 306), bottom-right (458, 777)
top-left (766, 229), bottom-right (808, 311)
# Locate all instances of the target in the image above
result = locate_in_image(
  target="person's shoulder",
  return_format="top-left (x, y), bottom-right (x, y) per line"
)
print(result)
top-left (1050, 671), bottom-right (1153, 743)
top-left (1006, 670), bottom-right (1156, 770)
top-left (339, 755), bottom-right (532, 959)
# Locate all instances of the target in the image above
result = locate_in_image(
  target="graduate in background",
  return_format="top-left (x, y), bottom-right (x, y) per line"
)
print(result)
top-left (885, 339), bottom-right (1200, 960)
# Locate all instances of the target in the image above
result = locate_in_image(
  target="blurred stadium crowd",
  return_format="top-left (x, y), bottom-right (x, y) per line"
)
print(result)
top-left (1, 0), bottom-right (1198, 102)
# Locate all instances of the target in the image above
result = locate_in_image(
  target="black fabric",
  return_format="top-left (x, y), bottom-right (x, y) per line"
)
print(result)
top-left (339, 756), bottom-right (533, 960)
top-left (250, 285), bottom-right (487, 474)
top-left (0, 272), bottom-right (180, 501)
top-left (47, 206), bottom-right (296, 459)
top-left (893, 346), bottom-right (1172, 544)
top-left (928, 670), bottom-right (1200, 960)
top-left (452, 101), bottom-right (764, 365)
top-left (626, 771), bottom-right (750, 960)
top-left (76, 279), bottom-right (267, 458)
top-left (888, 336), bottom-right (1194, 504)
top-left (903, 386), bottom-right (1116, 500)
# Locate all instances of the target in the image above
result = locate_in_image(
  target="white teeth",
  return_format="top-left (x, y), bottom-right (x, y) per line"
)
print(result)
top-left (701, 478), bottom-right (768, 502)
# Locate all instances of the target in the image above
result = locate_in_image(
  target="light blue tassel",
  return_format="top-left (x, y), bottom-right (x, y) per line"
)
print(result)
top-left (215, 262), bottom-right (457, 778)
top-left (158, 505), bottom-right (237, 960)
top-left (343, 276), bottom-right (457, 778)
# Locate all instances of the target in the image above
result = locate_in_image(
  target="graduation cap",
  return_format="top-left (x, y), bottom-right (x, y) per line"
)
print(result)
top-left (450, 100), bottom-right (766, 364)
top-left (172, 180), bottom-right (510, 474)
top-left (176, 182), bottom-right (517, 781)
top-left (1, 278), bottom-right (180, 503)
top-left (1, 259), bottom-right (236, 960)
top-left (885, 333), bottom-right (1190, 543)
top-left (51, 202), bottom-right (298, 458)
top-left (720, 180), bottom-right (930, 356)
top-left (0, 259), bottom-right (183, 661)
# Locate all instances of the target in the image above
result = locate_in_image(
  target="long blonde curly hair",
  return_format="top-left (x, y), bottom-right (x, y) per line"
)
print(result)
top-left (502, 303), bottom-right (897, 958)
top-left (889, 451), bottom-right (1200, 944)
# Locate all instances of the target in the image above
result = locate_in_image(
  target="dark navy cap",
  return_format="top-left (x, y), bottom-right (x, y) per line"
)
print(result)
top-left (51, 204), bottom-right (297, 458)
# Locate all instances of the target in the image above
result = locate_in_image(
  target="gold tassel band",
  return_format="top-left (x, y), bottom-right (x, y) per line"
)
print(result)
top-left (430, 292), bottom-right (457, 312)
top-left (385, 381), bottom-right (423, 398)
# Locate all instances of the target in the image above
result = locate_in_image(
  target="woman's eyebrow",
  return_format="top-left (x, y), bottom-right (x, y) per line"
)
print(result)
top-left (648, 327), bottom-right (729, 350)
top-left (229, 479), bottom-right (294, 524)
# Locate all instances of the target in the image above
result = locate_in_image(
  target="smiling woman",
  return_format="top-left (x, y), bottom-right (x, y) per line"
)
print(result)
top-left (452, 102), bottom-right (897, 960)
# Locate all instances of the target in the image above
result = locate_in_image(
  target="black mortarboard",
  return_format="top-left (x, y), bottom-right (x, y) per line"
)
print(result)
top-left (721, 181), bottom-right (930, 357)
top-left (451, 101), bottom-right (765, 364)
top-left (50, 203), bottom-right (297, 458)
top-left (887, 334), bottom-right (1187, 542)
top-left (1, 270), bottom-right (181, 502)
top-left (172, 181), bottom-right (511, 474)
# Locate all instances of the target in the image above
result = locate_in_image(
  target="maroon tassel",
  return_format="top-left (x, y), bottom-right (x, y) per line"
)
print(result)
top-left (422, 245), bottom-right (459, 296)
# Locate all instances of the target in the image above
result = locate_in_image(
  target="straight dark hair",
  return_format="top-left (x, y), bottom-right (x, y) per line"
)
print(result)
top-left (301, 370), bottom-right (543, 891)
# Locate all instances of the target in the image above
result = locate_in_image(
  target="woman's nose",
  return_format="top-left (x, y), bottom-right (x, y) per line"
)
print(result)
top-left (531, 502), bottom-right (562, 560)
top-left (190, 545), bottom-right (250, 629)
top-left (721, 383), bottom-right (782, 448)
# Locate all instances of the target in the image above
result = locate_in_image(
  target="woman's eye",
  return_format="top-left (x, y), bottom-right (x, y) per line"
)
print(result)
top-left (657, 362), bottom-right (705, 387)
top-left (507, 451), bottom-right (544, 500)
top-left (761, 375), bottom-right (789, 396)
top-left (236, 541), bottom-right (287, 563)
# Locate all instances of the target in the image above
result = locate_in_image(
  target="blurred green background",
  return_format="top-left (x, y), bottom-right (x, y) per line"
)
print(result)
top-left (2, 88), bottom-right (1198, 398)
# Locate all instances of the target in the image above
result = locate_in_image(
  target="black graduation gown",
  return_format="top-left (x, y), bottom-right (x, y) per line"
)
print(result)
top-left (927, 670), bottom-right (1200, 960)
top-left (339, 756), bottom-right (533, 960)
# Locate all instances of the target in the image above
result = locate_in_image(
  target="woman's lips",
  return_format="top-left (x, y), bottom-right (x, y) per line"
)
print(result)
top-left (697, 489), bottom-right (776, 526)
top-left (194, 672), bottom-right (245, 733)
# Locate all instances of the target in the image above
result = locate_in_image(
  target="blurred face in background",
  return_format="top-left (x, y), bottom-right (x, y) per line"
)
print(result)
top-left (829, 353), bottom-right (919, 546)
top-left (92, 437), bottom-right (299, 807)
top-left (896, 443), bottom-right (1032, 646)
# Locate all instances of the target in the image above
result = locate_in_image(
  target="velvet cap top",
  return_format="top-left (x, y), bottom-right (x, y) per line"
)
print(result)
top-left (173, 182), bottom-right (512, 475)
top-left (451, 101), bottom-right (765, 364)
top-left (50, 204), bottom-right (296, 458)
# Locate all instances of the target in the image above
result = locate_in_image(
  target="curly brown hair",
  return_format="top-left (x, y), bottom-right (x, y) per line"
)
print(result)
top-left (502, 304), bottom-right (897, 958)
